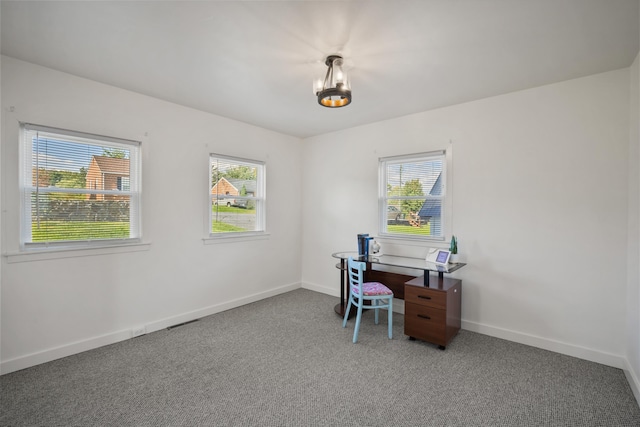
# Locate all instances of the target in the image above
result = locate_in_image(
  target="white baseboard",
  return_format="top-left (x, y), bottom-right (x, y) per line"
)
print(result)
top-left (461, 319), bottom-right (626, 369)
top-left (301, 281), bottom-right (339, 297)
top-left (301, 281), bottom-right (404, 314)
top-left (623, 359), bottom-right (640, 407)
top-left (143, 282), bottom-right (301, 333)
top-left (1, 282), bottom-right (301, 375)
top-left (0, 329), bottom-right (133, 375)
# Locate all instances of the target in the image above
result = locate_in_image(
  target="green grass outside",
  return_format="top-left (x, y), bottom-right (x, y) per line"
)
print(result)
top-left (212, 205), bottom-right (255, 214)
top-left (212, 221), bottom-right (247, 232)
top-left (386, 223), bottom-right (432, 235)
top-left (32, 217), bottom-right (428, 240)
top-left (31, 221), bottom-right (129, 241)
top-left (32, 219), bottom-right (248, 239)
top-left (211, 205), bottom-right (253, 233)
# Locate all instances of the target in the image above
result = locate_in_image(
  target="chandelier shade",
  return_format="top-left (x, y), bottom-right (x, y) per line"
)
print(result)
top-left (314, 55), bottom-right (352, 108)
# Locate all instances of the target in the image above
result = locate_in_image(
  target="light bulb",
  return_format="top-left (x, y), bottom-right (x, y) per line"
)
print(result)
top-left (313, 78), bottom-right (323, 95)
top-left (333, 58), bottom-right (345, 84)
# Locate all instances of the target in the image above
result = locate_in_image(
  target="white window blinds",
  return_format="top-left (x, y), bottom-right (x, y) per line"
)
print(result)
top-left (20, 123), bottom-right (141, 249)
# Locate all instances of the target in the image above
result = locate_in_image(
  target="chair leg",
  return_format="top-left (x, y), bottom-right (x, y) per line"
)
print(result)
top-left (374, 299), bottom-right (379, 325)
top-left (388, 297), bottom-right (393, 339)
top-left (342, 298), bottom-right (352, 328)
top-left (353, 302), bottom-right (363, 343)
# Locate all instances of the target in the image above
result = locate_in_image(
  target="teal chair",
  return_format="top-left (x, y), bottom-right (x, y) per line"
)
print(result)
top-left (342, 257), bottom-right (394, 343)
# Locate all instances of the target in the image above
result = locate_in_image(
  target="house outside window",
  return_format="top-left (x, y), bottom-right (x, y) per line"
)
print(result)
top-left (209, 154), bottom-right (265, 236)
top-left (379, 151), bottom-right (446, 240)
top-left (19, 123), bottom-right (141, 250)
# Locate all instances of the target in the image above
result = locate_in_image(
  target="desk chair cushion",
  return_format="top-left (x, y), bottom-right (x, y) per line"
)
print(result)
top-left (352, 282), bottom-right (393, 296)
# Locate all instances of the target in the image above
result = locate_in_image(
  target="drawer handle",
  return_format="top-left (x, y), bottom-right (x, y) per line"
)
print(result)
top-left (417, 314), bottom-right (431, 320)
top-left (418, 295), bottom-right (432, 300)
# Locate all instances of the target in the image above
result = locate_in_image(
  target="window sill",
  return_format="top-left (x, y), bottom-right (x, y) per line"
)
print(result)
top-left (203, 232), bottom-right (270, 245)
top-left (4, 242), bottom-right (151, 263)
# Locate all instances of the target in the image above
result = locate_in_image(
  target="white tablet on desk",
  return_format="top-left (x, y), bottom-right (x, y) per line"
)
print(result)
top-left (426, 248), bottom-right (451, 265)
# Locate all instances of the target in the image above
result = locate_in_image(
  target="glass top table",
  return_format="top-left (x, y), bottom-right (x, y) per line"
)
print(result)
top-left (332, 251), bottom-right (466, 282)
top-left (331, 251), bottom-right (466, 317)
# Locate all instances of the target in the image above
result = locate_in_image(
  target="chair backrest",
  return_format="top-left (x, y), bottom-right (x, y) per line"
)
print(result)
top-left (347, 257), bottom-right (365, 295)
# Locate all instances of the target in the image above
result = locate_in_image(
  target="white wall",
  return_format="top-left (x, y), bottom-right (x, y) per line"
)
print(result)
top-left (627, 41), bottom-right (640, 399)
top-left (0, 56), bottom-right (303, 373)
top-left (302, 68), bottom-right (631, 368)
top-left (0, 19), bottom-right (3, 373)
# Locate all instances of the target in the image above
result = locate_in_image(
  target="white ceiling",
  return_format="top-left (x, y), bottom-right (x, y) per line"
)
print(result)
top-left (1, 0), bottom-right (638, 138)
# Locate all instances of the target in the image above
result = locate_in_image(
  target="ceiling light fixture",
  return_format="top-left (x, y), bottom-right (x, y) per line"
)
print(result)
top-left (314, 55), bottom-right (351, 108)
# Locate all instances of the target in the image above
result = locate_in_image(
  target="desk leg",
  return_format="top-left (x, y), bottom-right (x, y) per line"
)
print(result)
top-left (423, 273), bottom-right (430, 287)
top-left (422, 272), bottom-right (444, 287)
top-left (334, 258), bottom-right (348, 317)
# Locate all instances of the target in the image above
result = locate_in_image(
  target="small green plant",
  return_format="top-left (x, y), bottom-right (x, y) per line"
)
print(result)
top-left (449, 235), bottom-right (458, 254)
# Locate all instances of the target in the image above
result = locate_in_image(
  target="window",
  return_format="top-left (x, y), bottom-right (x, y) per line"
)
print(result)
top-left (20, 123), bottom-right (141, 250)
top-left (209, 154), bottom-right (265, 236)
top-left (117, 177), bottom-right (130, 191)
top-left (379, 151), bottom-right (446, 240)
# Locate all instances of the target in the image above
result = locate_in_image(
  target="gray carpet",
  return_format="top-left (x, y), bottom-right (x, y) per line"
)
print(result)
top-left (1, 289), bottom-right (639, 426)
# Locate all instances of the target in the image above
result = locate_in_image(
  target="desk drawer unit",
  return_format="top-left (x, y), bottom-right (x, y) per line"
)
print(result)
top-left (404, 276), bottom-right (462, 349)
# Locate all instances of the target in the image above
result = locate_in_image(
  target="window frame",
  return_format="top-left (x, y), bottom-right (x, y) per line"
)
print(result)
top-left (19, 123), bottom-right (142, 251)
top-left (208, 153), bottom-right (266, 239)
top-left (378, 150), bottom-right (449, 242)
